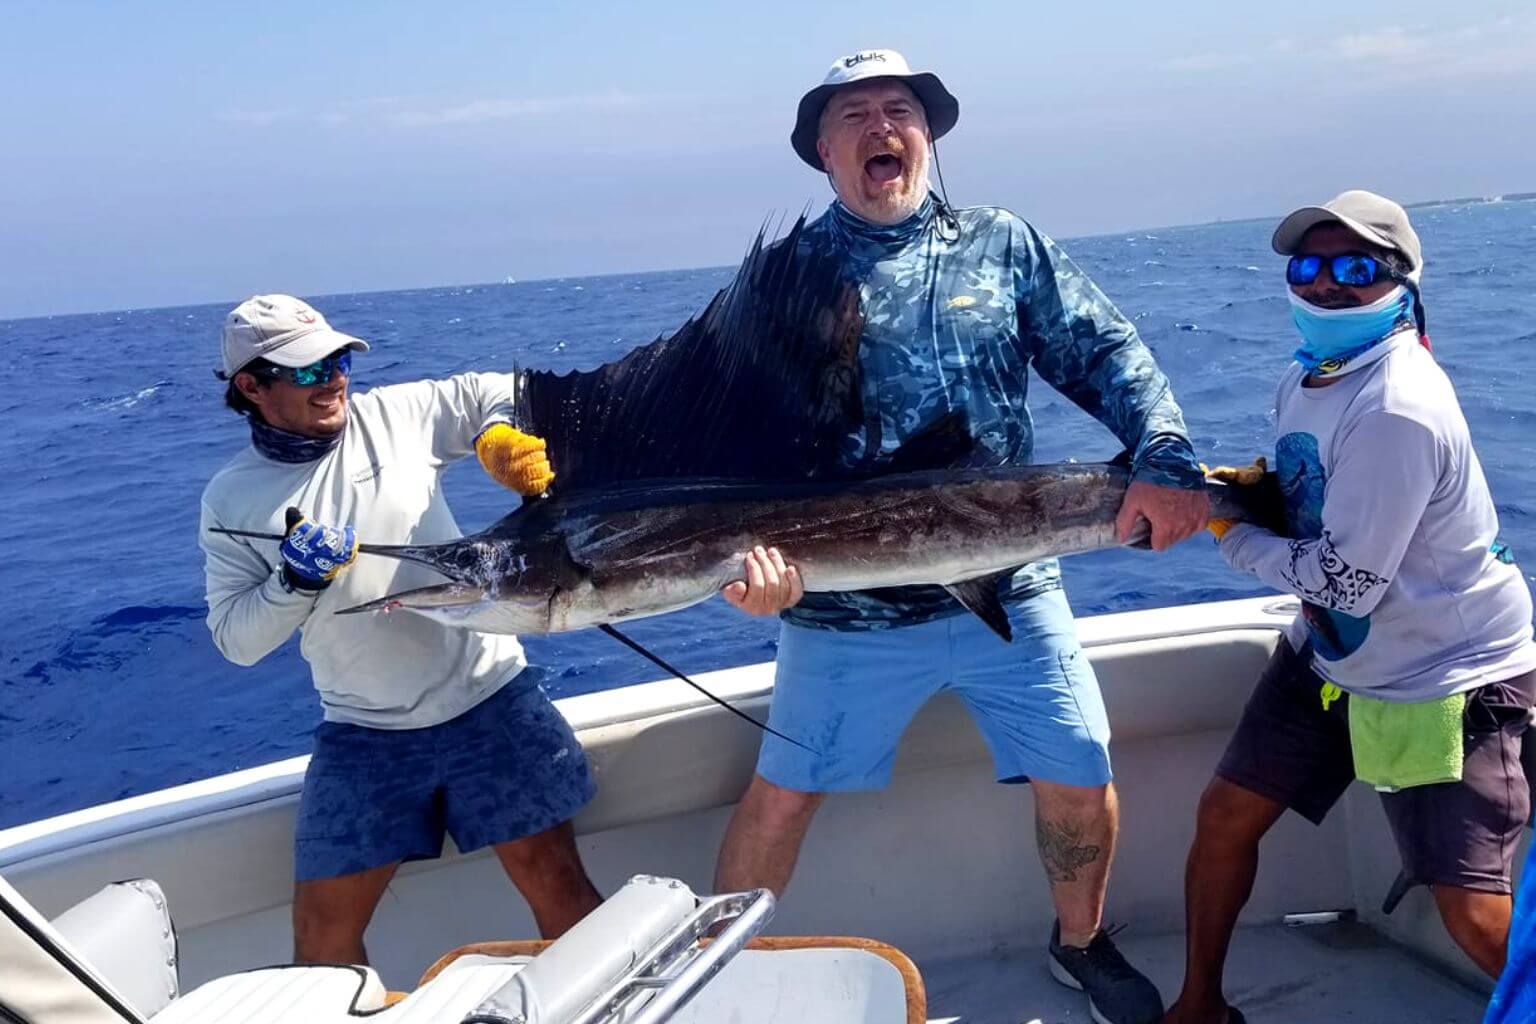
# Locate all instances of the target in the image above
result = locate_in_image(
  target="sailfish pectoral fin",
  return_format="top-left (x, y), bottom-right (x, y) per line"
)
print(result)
top-left (943, 573), bottom-right (1015, 643)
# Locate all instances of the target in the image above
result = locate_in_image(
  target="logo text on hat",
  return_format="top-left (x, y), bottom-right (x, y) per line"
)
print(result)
top-left (843, 51), bottom-right (887, 68)
top-left (295, 311), bottom-right (316, 324)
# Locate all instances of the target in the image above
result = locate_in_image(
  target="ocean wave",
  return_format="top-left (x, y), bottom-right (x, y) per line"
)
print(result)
top-left (21, 604), bottom-right (205, 684)
top-left (82, 380), bottom-right (173, 412)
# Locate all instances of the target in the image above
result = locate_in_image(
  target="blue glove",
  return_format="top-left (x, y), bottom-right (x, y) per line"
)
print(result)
top-left (279, 512), bottom-right (358, 591)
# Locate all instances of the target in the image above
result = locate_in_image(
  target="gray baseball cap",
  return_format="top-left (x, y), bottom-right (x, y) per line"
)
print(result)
top-left (1272, 190), bottom-right (1423, 277)
top-left (219, 294), bottom-right (369, 378)
top-left (791, 49), bottom-right (958, 172)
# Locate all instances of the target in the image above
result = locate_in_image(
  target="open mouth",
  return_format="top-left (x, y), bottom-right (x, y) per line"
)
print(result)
top-left (864, 153), bottom-right (904, 186)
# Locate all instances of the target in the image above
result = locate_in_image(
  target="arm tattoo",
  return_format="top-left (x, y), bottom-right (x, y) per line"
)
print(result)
top-left (1037, 817), bottom-right (1102, 884)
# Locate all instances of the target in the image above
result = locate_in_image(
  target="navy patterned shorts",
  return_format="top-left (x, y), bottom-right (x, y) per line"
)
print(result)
top-left (294, 671), bottom-right (596, 881)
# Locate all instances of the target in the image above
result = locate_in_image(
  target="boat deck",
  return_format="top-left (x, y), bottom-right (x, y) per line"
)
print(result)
top-left (921, 920), bottom-right (1487, 1023)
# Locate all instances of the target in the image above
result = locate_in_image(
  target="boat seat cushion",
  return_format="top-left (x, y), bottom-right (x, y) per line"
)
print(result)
top-left (0, 871), bottom-right (153, 1024)
top-left (426, 936), bottom-right (926, 1024)
top-left (51, 879), bottom-right (180, 1017)
top-left (149, 956), bottom-right (532, 1024)
top-left (674, 942), bottom-right (919, 1023)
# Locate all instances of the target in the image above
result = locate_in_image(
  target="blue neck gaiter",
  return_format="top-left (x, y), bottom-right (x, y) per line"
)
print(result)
top-left (827, 194), bottom-right (935, 261)
top-left (249, 416), bottom-right (343, 463)
top-left (1289, 286), bottom-right (1414, 375)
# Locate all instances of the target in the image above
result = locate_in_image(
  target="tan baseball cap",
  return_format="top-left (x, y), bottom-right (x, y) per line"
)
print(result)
top-left (219, 294), bottom-right (369, 378)
top-left (791, 49), bottom-right (959, 172)
top-left (1272, 190), bottom-right (1423, 278)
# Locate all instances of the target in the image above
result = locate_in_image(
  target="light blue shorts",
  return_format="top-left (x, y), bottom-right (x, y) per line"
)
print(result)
top-left (759, 588), bottom-right (1112, 792)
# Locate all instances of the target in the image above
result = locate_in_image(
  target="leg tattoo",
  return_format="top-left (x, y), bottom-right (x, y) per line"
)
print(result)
top-left (1037, 817), bottom-right (1103, 884)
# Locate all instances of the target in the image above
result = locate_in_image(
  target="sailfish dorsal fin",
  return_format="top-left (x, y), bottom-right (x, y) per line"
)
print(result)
top-left (514, 217), bottom-right (869, 493)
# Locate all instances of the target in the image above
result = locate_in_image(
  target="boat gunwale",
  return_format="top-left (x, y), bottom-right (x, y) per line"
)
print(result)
top-left (0, 595), bottom-right (1297, 870)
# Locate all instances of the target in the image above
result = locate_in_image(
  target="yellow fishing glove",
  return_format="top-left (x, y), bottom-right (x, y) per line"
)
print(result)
top-left (476, 424), bottom-right (555, 497)
top-left (1201, 456), bottom-right (1268, 486)
top-left (1201, 457), bottom-right (1268, 540)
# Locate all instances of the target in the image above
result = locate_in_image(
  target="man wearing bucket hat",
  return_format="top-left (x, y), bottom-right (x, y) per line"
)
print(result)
top-left (715, 49), bottom-right (1211, 1024)
top-left (199, 294), bottom-right (602, 964)
top-left (1165, 192), bottom-right (1536, 1023)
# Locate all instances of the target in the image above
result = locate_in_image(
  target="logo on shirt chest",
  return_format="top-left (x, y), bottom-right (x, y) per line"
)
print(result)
top-left (350, 461), bottom-right (384, 485)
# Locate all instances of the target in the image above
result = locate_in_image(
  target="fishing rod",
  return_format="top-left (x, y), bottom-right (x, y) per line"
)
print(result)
top-left (597, 623), bottom-right (816, 754)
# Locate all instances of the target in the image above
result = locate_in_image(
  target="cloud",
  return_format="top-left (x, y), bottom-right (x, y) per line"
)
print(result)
top-left (386, 93), bottom-right (644, 128)
top-left (218, 93), bottom-right (648, 130)
top-left (1331, 26), bottom-right (1428, 61)
top-left (216, 108), bottom-right (296, 127)
top-left (1160, 53), bottom-right (1249, 72)
top-left (1163, 16), bottom-right (1536, 79)
top-left (1333, 18), bottom-right (1536, 78)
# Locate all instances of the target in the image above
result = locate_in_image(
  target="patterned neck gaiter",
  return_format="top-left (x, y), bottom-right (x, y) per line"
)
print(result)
top-left (248, 415), bottom-right (343, 463)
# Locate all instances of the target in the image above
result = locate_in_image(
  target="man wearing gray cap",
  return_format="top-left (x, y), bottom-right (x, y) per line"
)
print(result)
top-left (200, 294), bottom-right (602, 964)
top-left (1165, 192), bottom-right (1536, 1023)
top-left (716, 49), bottom-right (1210, 1024)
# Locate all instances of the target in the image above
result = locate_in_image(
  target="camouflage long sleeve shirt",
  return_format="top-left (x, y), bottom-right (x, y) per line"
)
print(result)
top-left (784, 194), bottom-right (1203, 632)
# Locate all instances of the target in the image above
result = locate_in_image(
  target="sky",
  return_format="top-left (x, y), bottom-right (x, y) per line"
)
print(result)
top-left (2, 1), bottom-right (1534, 319)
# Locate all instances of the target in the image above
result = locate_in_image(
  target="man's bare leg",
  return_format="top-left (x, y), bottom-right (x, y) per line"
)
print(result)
top-left (715, 774), bottom-right (826, 897)
top-left (1163, 778), bottom-right (1287, 1024)
top-left (1033, 780), bottom-right (1117, 946)
top-left (1433, 884), bottom-right (1512, 979)
top-left (492, 820), bottom-right (603, 939)
top-left (293, 861), bottom-right (401, 964)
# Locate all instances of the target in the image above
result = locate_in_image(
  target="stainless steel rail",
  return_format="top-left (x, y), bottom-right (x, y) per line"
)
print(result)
top-left (464, 884), bottom-right (776, 1024)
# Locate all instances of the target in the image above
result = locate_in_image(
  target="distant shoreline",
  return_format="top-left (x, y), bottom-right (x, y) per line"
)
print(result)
top-left (1404, 192), bottom-right (1536, 210)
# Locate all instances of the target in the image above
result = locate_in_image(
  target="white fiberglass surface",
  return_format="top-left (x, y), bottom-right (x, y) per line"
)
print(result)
top-left (920, 920), bottom-right (1487, 1024)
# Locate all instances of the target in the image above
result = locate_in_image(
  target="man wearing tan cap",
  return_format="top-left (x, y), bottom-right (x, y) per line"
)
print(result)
top-left (200, 294), bottom-right (601, 964)
top-left (1166, 192), bottom-right (1536, 1023)
top-left (716, 49), bottom-right (1212, 1024)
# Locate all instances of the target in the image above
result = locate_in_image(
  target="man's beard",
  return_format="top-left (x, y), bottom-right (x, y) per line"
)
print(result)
top-left (854, 135), bottom-right (930, 222)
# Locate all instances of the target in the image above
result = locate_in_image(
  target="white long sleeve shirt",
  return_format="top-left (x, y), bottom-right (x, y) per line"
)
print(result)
top-left (1219, 331), bottom-right (1536, 701)
top-left (199, 373), bottom-right (528, 729)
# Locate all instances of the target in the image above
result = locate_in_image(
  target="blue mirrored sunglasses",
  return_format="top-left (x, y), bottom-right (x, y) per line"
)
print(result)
top-left (249, 350), bottom-right (352, 387)
top-left (1286, 253), bottom-right (1405, 288)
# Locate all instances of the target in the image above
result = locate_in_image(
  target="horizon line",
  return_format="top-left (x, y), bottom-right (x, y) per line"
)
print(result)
top-left (3, 191), bottom-right (1530, 326)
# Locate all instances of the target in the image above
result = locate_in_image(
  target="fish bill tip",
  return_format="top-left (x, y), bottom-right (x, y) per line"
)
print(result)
top-left (335, 598), bottom-right (404, 616)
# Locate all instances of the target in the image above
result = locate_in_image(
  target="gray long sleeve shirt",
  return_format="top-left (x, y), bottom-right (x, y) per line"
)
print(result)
top-left (199, 372), bottom-right (528, 729)
top-left (1220, 332), bottom-right (1536, 701)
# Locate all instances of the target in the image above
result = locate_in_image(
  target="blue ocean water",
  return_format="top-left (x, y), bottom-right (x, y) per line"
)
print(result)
top-left (3, 199), bottom-right (1534, 830)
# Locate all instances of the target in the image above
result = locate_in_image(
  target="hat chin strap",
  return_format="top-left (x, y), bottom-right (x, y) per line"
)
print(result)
top-left (929, 136), bottom-right (960, 242)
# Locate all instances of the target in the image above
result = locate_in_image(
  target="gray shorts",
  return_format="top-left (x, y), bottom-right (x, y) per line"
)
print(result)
top-left (1217, 640), bottom-right (1535, 893)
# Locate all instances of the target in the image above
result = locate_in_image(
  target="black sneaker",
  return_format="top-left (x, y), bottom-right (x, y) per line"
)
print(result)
top-left (1047, 920), bottom-right (1163, 1024)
